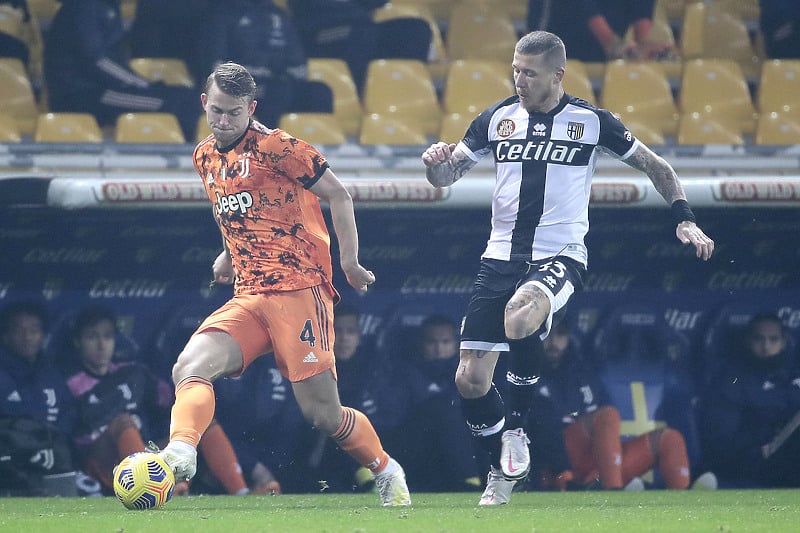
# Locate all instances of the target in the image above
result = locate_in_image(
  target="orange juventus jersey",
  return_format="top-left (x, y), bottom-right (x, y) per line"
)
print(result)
top-left (193, 120), bottom-right (337, 298)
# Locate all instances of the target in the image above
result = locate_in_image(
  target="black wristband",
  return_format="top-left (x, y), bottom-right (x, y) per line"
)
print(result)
top-left (671, 199), bottom-right (696, 225)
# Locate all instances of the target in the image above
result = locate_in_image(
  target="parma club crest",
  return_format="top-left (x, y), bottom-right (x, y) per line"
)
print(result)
top-left (566, 121), bottom-right (585, 140)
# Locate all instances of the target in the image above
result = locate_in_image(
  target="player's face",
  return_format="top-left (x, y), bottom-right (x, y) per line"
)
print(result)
top-left (512, 51), bottom-right (563, 113)
top-left (542, 328), bottom-right (569, 366)
top-left (3, 313), bottom-right (44, 364)
top-left (77, 319), bottom-right (116, 375)
top-left (422, 325), bottom-right (458, 361)
top-left (201, 81), bottom-right (257, 147)
top-left (747, 320), bottom-right (786, 360)
top-left (333, 314), bottom-right (360, 361)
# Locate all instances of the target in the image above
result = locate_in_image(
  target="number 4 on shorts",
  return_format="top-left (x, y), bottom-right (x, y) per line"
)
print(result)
top-left (299, 319), bottom-right (316, 347)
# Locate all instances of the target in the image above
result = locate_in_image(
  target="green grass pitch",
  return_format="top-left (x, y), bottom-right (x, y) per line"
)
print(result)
top-left (1, 490), bottom-right (798, 532)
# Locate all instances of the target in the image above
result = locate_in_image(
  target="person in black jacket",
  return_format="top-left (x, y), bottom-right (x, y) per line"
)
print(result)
top-left (699, 313), bottom-right (800, 487)
top-left (287, 0), bottom-right (431, 94)
top-left (529, 320), bottom-right (714, 491)
top-left (63, 305), bottom-right (251, 495)
top-left (527, 0), bottom-right (666, 62)
top-left (43, 0), bottom-right (198, 138)
top-left (197, 0), bottom-right (333, 128)
top-left (391, 314), bottom-right (483, 492)
top-left (0, 300), bottom-right (76, 496)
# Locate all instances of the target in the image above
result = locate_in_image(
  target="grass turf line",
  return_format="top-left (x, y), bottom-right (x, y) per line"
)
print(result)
top-left (1, 490), bottom-right (798, 532)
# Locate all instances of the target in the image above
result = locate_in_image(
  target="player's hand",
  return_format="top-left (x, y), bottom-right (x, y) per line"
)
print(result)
top-left (212, 250), bottom-right (235, 285)
top-left (422, 142), bottom-right (457, 167)
top-left (343, 262), bottom-right (375, 294)
top-left (676, 221), bottom-right (714, 261)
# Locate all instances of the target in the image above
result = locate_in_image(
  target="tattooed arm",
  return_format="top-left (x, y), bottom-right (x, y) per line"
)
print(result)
top-left (622, 143), bottom-right (715, 261)
top-left (622, 143), bottom-right (686, 203)
top-left (421, 142), bottom-right (478, 188)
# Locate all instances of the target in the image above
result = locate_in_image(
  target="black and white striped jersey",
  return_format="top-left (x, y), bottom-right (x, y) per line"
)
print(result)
top-left (459, 93), bottom-right (639, 268)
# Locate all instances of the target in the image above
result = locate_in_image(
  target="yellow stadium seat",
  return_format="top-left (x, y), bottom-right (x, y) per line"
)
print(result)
top-left (363, 59), bottom-right (442, 135)
top-left (654, 0), bottom-right (689, 23)
top-left (446, 8), bottom-right (517, 61)
top-left (307, 58), bottom-right (362, 136)
top-left (563, 60), bottom-right (596, 105)
top-left (372, 2), bottom-right (447, 70)
top-left (359, 114), bottom-right (428, 146)
top-left (677, 112), bottom-right (744, 145)
top-left (278, 113), bottom-right (347, 145)
top-left (443, 59), bottom-right (514, 115)
top-left (195, 114), bottom-right (212, 143)
top-left (713, 0), bottom-right (760, 22)
top-left (625, 120), bottom-right (666, 146)
top-left (754, 111), bottom-right (800, 146)
top-left (35, 113), bottom-right (103, 143)
top-left (439, 112), bottom-right (474, 144)
top-left (758, 59), bottom-right (800, 114)
top-left (0, 112), bottom-right (22, 142)
top-left (120, 0), bottom-right (137, 24)
top-left (25, 0), bottom-right (60, 23)
top-left (681, 2), bottom-right (761, 79)
top-left (679, 58), bottom-right (757, 134)
top-left (115, 112), bottom-right (186, 144)
top-left (0, 57), bottom-right (38, 134)
top-left (0, 4), bottom-right (25, 41)
top-left (130, 58), bottom-right (195, 87)
top-left (459, 0), bottom-right (527, 23)
top-left (392, 0), bottom-right (455, 22)
top-left (602, 60), bottom-right (678, 136)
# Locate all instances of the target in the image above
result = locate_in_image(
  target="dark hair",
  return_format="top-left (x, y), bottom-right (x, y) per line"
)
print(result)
top-left (204, 62), bottom-right (257, 100)
top-left (72, 305), bottom-right (117, 340)
top-left (334, 302), bottom-right (360, 320)
top-left (515, 31), bottom-right (567, 71)
top-left (0, 300), bottom-right (48, 336)
top-left (421, 314), bottom-right (456, 332)
top-left (746, 312), bottom-right (784, 337)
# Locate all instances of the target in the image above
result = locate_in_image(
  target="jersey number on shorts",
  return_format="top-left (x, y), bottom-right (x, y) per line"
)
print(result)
top-left (299, 319), bottom-right (316, 347)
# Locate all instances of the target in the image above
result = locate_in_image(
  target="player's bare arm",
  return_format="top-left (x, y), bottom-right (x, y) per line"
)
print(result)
top-left (622, 144), bottom-right (685, 202)
top-left (422, 142), bottom-right (478, 187)
top-left (622, 144), bottom-right (715, 261)
top-left (310, 169), bottom-right (375, 293)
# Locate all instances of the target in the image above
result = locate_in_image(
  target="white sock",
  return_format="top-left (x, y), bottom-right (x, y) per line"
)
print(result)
top-left (167, 440), bottom-right (196, 454)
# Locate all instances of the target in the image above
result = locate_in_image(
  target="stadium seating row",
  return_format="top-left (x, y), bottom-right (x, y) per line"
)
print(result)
top-left (3, 53), bottom-right (798, 146)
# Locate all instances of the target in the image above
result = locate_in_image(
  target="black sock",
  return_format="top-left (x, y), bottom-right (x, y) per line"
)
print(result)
top-left (461, 384), bottom-right (505, 467)
top-left (505, 336), bottom-right (544, 430)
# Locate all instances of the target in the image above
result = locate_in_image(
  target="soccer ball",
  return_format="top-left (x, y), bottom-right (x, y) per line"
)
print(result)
top-left (113, 452), bottom-right (175, 510)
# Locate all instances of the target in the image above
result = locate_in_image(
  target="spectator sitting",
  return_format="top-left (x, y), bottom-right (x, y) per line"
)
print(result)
top-left (303, 303), bottom-right (409, 493)
top-left (63, 305), bottom-right (252, 495)
top-left (128, 0), bottom-right (210, 78)
top-left (527, 0), bottom-right (674, 62)
top-left (0, 1), bottom-right (31, 66)
top-left (0, 300), bottom-right (76, 496)
top-left (211, 354), bottom-right (307, 495)
top-left (529, 320), bottom-right (716, 491)
top-left (43, 0), bottom-right (199, 139)
top-left (698, 313), bottom-right (800, 488)
top-left (287, 0), bottom-right (432, 94)
top-left (197, 0), bottom-right (333, 128)
top-left (392, 313), bottom-right (483, 492)
top-left (759, 0), bottom-right (800, 59)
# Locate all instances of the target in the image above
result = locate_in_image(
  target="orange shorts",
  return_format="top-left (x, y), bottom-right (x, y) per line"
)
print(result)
top-left (195, 286), bottom-right (337, 382)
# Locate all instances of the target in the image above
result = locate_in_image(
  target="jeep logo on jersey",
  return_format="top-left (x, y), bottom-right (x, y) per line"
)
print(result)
top-left (215, 191), bottom-right (254, 215)
top-left (494, 139), bottom-right (587, 164)
top-left (497, 119), bottom-right (515, 137)
top-left (567, 121), bottom-right (585, 140)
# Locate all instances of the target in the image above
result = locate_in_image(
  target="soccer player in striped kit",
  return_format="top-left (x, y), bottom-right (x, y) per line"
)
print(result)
top-left (422, 31), bottom-right (714, 506)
